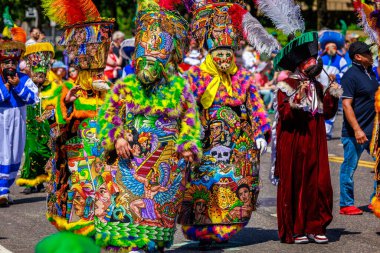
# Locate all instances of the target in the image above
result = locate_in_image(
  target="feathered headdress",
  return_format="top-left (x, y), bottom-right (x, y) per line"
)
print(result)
top-left (41, 0), bottom-right (101, 27)
top-left (189, 1), bottom-right (279, 55)
top-left (353, 0), bottom-right (379, 44)
top-left (255, 0), bottom-right (304, 36)
top-left (42, 0), bottom-right (114, 91)
top-left (228, 4), bottom-right (280, 54)
top-left (0, 7), bottom-right (26, 61)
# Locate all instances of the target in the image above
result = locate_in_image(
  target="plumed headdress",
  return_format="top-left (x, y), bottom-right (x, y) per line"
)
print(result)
top-left (0, 7), bottom-right (26, 61)
top-left (42, 0), bottom-right (114, 91)
top-left (185, 0), bottom-right (279, 54)
top-left (353, 0), bottom-right (379, 44)
top-left (256, 0), bottom-right (318, 71)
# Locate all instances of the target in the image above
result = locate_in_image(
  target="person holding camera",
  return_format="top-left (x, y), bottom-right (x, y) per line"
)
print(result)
top-left (0, 28), bottom-right (39, 207)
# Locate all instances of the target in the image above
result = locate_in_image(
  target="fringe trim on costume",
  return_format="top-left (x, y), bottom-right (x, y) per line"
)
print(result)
top-left (372, 196), bottom-right (380, 218)
top-left (176, 141), bottom-right (202, 163)
top-left (46, 213), bottom-right (95, 236)
top-left (16, 173), bottom-right (51, 187)
top-left (328, 86), bottom-right (343, 98)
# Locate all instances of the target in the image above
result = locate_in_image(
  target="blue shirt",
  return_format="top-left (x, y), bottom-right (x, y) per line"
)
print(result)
top-left (0, 72), bottom-right (37, 108)
top-left (341, 62), bottom-right (379, 137)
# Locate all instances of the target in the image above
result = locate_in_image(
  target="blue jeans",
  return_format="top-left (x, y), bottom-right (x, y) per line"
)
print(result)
top-left (340, 137), bottom-right (375, 207)
top-left (258, 90), bottom-right (274, 108)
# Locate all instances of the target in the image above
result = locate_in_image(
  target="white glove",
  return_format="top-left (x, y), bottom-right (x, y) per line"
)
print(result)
top-left (256, 138), bottom-right (267, 155)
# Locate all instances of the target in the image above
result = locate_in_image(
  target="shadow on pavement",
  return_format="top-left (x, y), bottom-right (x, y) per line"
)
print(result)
top-left (328, 228), bottom-right (361, 242)
top-left (258, 197), bottom-right (277, 207)
top-left (13, 196), bottom-right (46, 205)
top-left (358, 204), bottom-right (373, 213)
top-left (171, 227), bottom-right (279, 252)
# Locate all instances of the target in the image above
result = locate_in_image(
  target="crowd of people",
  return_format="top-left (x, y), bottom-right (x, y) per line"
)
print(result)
top-left (1, 0), bottom-right (380, 252)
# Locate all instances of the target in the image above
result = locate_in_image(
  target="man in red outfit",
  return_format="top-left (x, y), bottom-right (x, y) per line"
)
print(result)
top-left (272, 32), bottom-right (342, 244)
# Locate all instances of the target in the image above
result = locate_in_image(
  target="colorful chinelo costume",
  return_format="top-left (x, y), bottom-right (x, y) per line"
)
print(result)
top-left (0, 27), bottom-right (39, 205)
top-left (97, 0), bottom-right (202, 251)
top-left (16, 42), bottom-right (55, 191)
top-left (257, 0), bottom-right (342, 243)
top-left (42, 0), bottom-right (114, 235)
top-left (355, 0), bottom-right (380, 218)
top-left (177, 0), bottom-right (278, 244)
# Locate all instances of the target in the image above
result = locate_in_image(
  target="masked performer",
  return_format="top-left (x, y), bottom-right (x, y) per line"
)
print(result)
top-left (42, 0), bottom-right (114, 235)
top-left (16, 42), bottom-right (55, 194)
top-left (354, 0), bottom-right (380, 219)
top-left (257, 0), bottom-right (342, 244)
top-left (273, 32), bottom-right (341, 244)
top-left (177, 1), bottom-right (279, 246)
top-left (97, 0), bottom-right (202, 251)
top-left (0, 27), bottom-right (39, 206)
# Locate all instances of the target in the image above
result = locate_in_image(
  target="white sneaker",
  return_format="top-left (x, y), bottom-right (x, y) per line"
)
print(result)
top-left (307, 234), bottom-right (329, 244)
top-left (294, 235), bottom-right (309, 244)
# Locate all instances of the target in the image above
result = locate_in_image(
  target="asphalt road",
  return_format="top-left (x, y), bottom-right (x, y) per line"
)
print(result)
top-left (1, 114), bottom-right (380, 253)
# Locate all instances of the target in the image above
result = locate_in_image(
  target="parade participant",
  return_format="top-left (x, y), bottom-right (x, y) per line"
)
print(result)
top-left (119, 38), bottom-right (135, 78)
top-left (96, 1), bottom-right (201, 252)
top-left (97, 0), bottom-right (202, 250)
top-left (318, 30), bottom-right (348, 139)
top-left (0, 27), bottom-right (39, 206)
top-left (42, 0), bottom-right (114, 235)
top-left (273, 31), bottom-right (341, 244)
top-left (177, 1), bottom-right (279, 246)
top-left (352, 1), bottom-right (380, 216)
top-left (16, 42), bottom-right (55, 194)
top-left (257, 0), bottom-right (341, 244)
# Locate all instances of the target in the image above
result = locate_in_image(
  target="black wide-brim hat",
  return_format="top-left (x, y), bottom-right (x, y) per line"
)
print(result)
top-left (273, 32), bottom-right (318, 72)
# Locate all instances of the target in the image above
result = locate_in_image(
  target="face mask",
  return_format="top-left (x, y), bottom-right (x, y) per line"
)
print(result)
top-left (136, 58), bottom-right (163, 89)
top-left (211, 48), bottom-right (234, 72)
top-left (303, 58), bottom-right (323, 78)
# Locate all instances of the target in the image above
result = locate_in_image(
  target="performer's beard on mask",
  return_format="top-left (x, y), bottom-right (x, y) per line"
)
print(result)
top-left (300, 57), bottom-right (323, 79)
top-left (136, 58), bottom-right (164, 90)
top-left (2, 67), bottom-right (17, 81)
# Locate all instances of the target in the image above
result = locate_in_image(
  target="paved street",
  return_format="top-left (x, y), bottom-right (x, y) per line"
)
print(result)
top-left (1, 114), bottom-right (380, 253)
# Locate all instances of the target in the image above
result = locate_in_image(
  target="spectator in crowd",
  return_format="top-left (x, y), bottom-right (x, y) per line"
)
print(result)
top-left (254, 61), bottom-right (276, 113)
top-left (39, 31), bottom-right (46, 42)
top-left (243, 45), bottom-right (260, 72)
top-left (318, 31), bottom-right (348, 140)
top-left (340, 42), bottom-right (379, 215)
top-left (182, 39), bottom-right (205, 70)
top-left (112, 31), bottom-right (126, 67)
top-left (26, 27), bottom-right (41, 45)
top-left (235, 40), bottom-right (247, 67)
top-left (120, 38), bottom-right (135, 78)
top-left (104, 42), bottom-right (122, 83)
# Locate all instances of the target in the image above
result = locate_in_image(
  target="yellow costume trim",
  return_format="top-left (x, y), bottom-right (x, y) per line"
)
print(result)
top-left (25, 42), bottom-right (55, 57)
top-left (46, 213), bottom-right (95, 236)
top-left (200, 54), bottom-right (238, 109)
top-left (372, 196), bottom-right (380, 218)
top-left (15, 173), bottom-right (51, 187)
